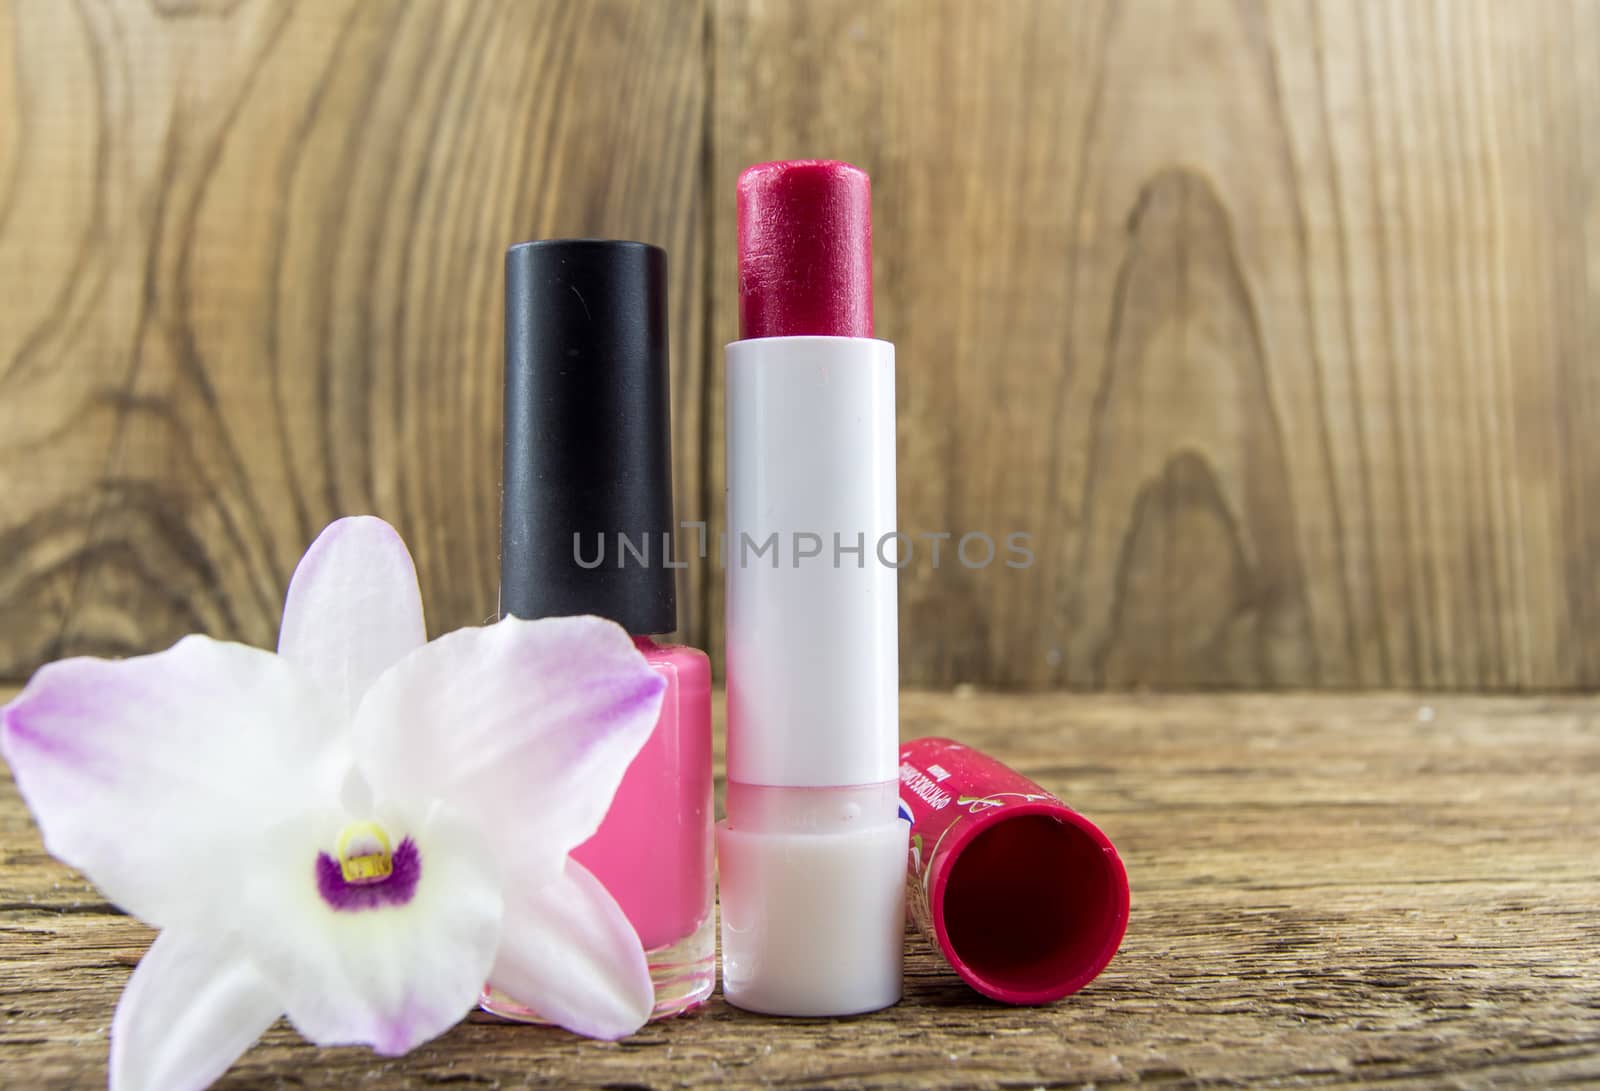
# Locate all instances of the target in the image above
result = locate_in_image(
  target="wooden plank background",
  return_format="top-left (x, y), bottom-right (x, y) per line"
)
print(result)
top-left (1, 0), bottom-right (1597, 691)
top-left (5, 688), bottom-right (1599, 1087)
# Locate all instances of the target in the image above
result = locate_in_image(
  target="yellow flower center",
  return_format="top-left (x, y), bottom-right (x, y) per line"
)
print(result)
top-left (336, 821), bottom-right (394, 884)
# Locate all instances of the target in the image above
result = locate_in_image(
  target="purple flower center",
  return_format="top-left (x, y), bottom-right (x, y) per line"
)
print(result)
top-left (316, 838), bottom-right (421, 911)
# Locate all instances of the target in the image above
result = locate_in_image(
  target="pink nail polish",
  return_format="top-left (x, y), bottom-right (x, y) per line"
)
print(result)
top-left (486, 240), bottom-right (715, 1021)
top-left (574, 636), bottom-right (713, 1008)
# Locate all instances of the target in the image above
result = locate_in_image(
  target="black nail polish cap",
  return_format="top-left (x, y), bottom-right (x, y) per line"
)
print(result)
top-left (500, 239), bottom-right (676, 634)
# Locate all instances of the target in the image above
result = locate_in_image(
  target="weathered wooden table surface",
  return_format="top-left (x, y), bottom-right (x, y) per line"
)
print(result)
top-left (2, 690), bottom-right (1597, 1089)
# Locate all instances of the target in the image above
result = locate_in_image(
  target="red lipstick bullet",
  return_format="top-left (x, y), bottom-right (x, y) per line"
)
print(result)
top-left (736, 159), bottom-right (874, 339)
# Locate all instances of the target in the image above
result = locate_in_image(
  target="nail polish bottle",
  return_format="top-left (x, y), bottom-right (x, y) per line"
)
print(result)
top-left (486, 239), bottom-right (715, 1020)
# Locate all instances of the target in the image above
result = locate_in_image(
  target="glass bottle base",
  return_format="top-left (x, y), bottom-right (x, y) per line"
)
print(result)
top-left (480, 910), bottom-right (716, 1023)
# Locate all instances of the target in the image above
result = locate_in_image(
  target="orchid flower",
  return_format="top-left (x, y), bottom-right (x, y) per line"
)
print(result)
top-left (1, 517), bottom-right (667, 1091)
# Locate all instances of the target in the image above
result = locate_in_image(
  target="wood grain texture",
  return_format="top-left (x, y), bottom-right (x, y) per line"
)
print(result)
top-left (3, 689), bottom-right (1598, 1088)
top-left (708, 0), bottom-right (1600, 689)
top-left (0, 0), bottom-right (709, 677)
top-left (4, 0), bottom-right (1600, 691)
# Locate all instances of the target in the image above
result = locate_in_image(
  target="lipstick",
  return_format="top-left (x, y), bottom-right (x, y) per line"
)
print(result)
top-left (717, 161), bottom-right (908, 1016)
top-left (736, 159), bottom-right (874, 339)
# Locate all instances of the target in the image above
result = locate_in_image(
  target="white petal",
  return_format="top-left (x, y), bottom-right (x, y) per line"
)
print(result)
top-left (0, 637), bottom-right (343, 930)
top-left (353, 616), bottom-right (664, 881)
top-left (238, 803), bottom-right (501, 1055)
top-left (278, 517), bottom-right (428, 721)
top-left (110, 929), bottom-right (281, 1091)
top-left (489, 858), bottom-right (652, 1040)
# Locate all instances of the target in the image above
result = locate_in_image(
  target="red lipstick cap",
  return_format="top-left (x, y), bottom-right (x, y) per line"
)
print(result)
top-left (737, 160), bottom-right (873, 340)
top-left (899, 738), bottom-right (1130, 1005)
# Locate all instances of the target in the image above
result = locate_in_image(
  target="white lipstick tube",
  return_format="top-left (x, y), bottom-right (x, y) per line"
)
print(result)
top-left (717, 334), bottom-right (908, 1016)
